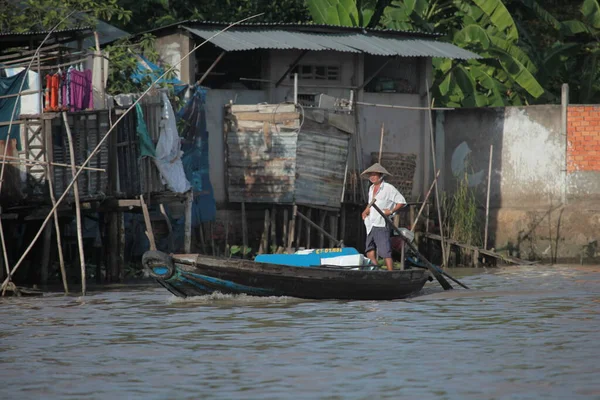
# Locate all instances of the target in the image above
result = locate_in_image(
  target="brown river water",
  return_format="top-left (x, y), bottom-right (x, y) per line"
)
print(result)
top-left (1, 265), bottom-right (600, 400)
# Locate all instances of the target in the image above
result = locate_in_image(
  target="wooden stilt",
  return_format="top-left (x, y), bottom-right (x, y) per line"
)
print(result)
top-left (62, 112), bottom-right (86, 296)
top-left (484, 145), bottom-right (493, 250)
top-left (140, 194), bottom-right (156, 251)
top-left (270, 206), bottom-right (276, 252)
top-left (318, 211), bottom-right (327, 248)
top-left (425, 80), bottom-right (447, 268)
top-left (210, 222), bottom-right (216, 256)
top-left (259, 208), bottom-right (270, 254)
top-left (305, 208), bottom-right (312, 249)
top-left (287, 204), bottom-right (297, 253)
top-left (184, 190), bottom-right (193, 254)
top-left (224, 218), bottom-right (230, 257)
top-left (295, 206), bottom-right (303, 249)
top-left (282, 208), bottom-right (289, 249)
top-left (118, 212), bottom-right (125, 282)
top-left (198, 223), bottom-right (206, 254)
top-left (340, 206), bottom-right (346, 245)
top-left (41, 221), bottom-right (52, 285)
top-left (159, 204), bottom-right (174, 252)
top-left (108, 212), bottom-right (118, 282)
top-left (329, 214), bottom-right (338, 248)
top-left (241, 201), bottom-right (248, 258)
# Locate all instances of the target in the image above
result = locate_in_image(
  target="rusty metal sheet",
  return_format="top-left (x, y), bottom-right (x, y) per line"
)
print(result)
top-left (226, 124), bottom-right (298, 203)
top-left (295, 129), bottom-right (350, 208)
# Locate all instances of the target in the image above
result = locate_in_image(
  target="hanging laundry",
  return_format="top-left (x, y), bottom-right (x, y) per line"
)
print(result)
top-left (68, 68), bottom-right (93, 111)
top-left (4, 67), bottom-right (40, 115)
top-left (0, 69), bottom-right (28, 150)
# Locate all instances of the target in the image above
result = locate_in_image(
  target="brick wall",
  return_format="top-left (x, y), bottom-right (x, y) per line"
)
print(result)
top-left (567, 105), bottom-right (600, 173)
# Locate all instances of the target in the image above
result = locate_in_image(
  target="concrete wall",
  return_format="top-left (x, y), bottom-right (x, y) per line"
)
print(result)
top-left (266, 50), bottom-right (358, 102)
top-left (154, 33), bottom-right (193, 83)
top-left (440, 105), bottom-right (599, 263)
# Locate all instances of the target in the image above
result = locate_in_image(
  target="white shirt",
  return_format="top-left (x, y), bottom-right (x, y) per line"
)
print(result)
top-left (364, 181), bottom-right (406, 234)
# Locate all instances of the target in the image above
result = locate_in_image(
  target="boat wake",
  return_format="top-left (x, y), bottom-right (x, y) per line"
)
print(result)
top-left (166, 292), bottom-right (302, 305)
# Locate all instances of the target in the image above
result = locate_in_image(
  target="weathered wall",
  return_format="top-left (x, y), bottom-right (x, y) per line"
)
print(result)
top-left (266, 50), bottom-right (357, 103)
top-left (357, 92), bottom-right (427, 200)
top-left (205, 89), bottom-right (268, 204)
top-left (441, 106), bottom-right (599, 263)
top-left (154, 33), bottom-right (193, 83)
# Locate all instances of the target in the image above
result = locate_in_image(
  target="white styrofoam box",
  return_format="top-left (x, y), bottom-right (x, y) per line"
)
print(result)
top-left (320, 254), bottom-right (369, 266)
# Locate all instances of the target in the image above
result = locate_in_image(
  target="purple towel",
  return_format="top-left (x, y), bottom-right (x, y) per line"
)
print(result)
top-left (69, 69), bottom-right (93, 111)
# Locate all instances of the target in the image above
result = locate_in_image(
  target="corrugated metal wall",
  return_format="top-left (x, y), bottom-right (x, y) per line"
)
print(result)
top-left (115, 95), bottom-right (164, 196)
top-left (295, 129), bottom-right (349, 208)
top-left (226, 104), bottom-right (298, 203)
top-left (225, 104), bottom-right (350, 208)
top-left (52, 111), bottom-right (109, 199)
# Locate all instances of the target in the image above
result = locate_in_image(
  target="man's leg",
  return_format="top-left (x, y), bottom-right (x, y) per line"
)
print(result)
top-left (384, 257), bottom-right (393, 271)
top-left (366, 250), bottom-right (378, 266)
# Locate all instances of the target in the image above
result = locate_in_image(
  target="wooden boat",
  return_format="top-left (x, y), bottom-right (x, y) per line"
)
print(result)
top-left (142, 250), bottom-right (431, 300)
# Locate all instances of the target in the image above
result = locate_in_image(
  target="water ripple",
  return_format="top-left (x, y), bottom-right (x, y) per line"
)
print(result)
top-left (1, 265), bottom-right (600, 399)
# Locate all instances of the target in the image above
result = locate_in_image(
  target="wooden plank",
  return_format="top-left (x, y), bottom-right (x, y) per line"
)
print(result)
top-left (117, 199), bottom-right (141, 208)
top-left (230, 104), bottom-right (296, 113)
top-left (234, 112), bottom-right (299, 122)
top-left (423, 233), bottom-right (538, 265)
top-left (140, 195), bottom-right (156, 251)
top-left (235, 119), bottom-right (300, 131)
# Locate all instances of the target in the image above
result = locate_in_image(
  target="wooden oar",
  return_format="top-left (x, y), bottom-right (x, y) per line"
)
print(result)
top-left (368, 201), bottom-right (454, 290)
top-left (296, 209), bottom-right (344, 247)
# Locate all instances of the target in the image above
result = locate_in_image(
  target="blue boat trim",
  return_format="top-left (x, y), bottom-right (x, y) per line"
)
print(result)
top-left (183, 271), bottom-right (276, 296)
top-left (152, 267), bottom-right (169, 275)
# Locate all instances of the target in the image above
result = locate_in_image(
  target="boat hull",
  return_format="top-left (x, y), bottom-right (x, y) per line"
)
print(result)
top-left (143, 251), bottom-right (430, 300)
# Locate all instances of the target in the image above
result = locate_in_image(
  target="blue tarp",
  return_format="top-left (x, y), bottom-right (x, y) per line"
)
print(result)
top-left (132, 55), bottom-right (187, 95)
top-left (0, 70), bottom-right (27, 150)
top-left (178, 85), bottom-right (216, 224)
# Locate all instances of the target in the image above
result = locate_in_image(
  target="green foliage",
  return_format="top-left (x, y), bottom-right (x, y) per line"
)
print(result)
top-left (116, 0), bottom-right (311, 33)
top-left (229, 245), bottom-right (252, 257)
top-left (104, 34), bottom-right (179, 96)
top-left (0, 0), bottom-right (131, 32)
top-left (442, 170), bottom-right (481, 247)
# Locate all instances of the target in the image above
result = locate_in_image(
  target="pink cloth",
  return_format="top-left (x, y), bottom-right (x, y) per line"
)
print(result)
top-left (68, 69), bottom-right (93, 111)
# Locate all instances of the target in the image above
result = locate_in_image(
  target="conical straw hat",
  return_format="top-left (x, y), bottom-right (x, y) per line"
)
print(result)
top-left (361, 162), bottom-right (392, 177)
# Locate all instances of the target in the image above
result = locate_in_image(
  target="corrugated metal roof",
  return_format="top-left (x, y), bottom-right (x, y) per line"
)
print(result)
top-left (0, 27), bottom-right (91, 36)
top-left (183, 27), bottom-right (479, 59)
top-left (140, 20), bottom-right (440, 38)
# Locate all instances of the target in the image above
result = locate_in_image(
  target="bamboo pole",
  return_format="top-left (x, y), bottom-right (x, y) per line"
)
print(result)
top-left (287, 204), bottom-right (297, 253)
top-left (410, 169), bottom-right (441, 231)
top-left (356, 101), bottom-right (454, 111)
top-left (159, 203), bottom-right (174, 252)
top-left (241, 201), bottom-right (248, 259)
top-left (46, 165), bottom-right (68, 294)
top-left (425, 79), bottom-right (448, 268)
top-left (0, 14), bottom-right (264, 293)
top-left (378, 123), bottom-right (385, 163)
top-left (62, 112), bottom-right (86, 296)
top-left (184, 191), bottom-right (193, 253)
top-left (140, 194), bottom-right (156, 251)
top-left (484, 144), bottom-right (493, 250)
top-left (0, 155), bottom-right (105, 172)
top-left (0, 10), bottom-right (78, 295)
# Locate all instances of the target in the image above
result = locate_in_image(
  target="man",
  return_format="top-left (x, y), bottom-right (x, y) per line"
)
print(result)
top-left (361, 163), bottom-right (406, 271)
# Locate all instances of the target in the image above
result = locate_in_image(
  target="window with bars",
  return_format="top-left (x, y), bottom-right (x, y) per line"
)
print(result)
top-left (289, 64), bottom-right (341, 81)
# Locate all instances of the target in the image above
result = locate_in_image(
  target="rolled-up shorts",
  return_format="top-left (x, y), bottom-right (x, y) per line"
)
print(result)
top-left (365, 226), bottom-right (392, 258)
